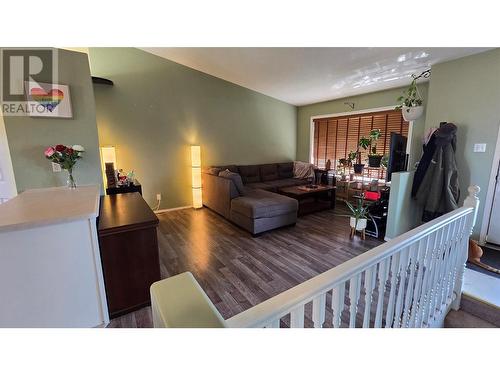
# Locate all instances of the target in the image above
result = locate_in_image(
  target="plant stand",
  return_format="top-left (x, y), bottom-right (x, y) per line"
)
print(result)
top-left (349, 217), bottom-right (367, 240)
top-left (350, 227), bottom-right (366, 240)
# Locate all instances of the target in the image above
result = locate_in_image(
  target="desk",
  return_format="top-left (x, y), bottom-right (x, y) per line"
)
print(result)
top-left (98, 193), bottom-right (160, 318)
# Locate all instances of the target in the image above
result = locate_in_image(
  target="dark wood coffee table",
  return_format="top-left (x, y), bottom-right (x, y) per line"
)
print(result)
top-left (278, 184), bottom-right (336, 216)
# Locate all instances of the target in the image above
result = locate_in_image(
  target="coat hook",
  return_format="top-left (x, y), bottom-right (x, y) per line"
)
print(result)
top-left (344, 102), bottom-right (355, 110)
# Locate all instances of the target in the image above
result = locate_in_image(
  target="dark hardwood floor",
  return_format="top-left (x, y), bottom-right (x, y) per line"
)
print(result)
top-left (107, 206), bottom-right (383, 328)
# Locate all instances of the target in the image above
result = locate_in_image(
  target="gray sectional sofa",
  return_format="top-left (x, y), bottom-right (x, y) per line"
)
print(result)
top-left (202, 162), bottom-right (311, 235)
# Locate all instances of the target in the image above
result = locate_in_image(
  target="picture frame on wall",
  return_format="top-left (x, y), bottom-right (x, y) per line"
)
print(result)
top-left (24, 81), bottom-right (73, 118)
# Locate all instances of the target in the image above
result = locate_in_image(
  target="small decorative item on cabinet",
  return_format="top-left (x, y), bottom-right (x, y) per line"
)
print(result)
top-left (106, 179), bottom-right (142, 196)
top-left (105, 162), bottom-right (117, 188)
top-left (44, 144), bottom-right (85, 189)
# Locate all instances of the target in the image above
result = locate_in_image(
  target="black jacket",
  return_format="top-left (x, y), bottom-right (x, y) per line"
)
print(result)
top-left (412, 123), bottom-right (460, 221)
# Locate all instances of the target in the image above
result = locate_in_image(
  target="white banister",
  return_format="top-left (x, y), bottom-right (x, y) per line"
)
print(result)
top-left (450, 184), bottom-right (480, 311)
top-left (331, 284), bottom-right (345, 328)
top-left (463, 185), bottom-right (480, 228)
top-left (223, 185), bottom-right (480, 328)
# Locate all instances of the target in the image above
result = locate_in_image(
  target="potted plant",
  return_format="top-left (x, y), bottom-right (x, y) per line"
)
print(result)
top-left (354, 137), bottom-right (370, 173)
top-left (380, 153), bottom-right (389, 169)
top-left (396, 76), bottom-right (424, 121)
top-left (349, 147), bottom-right (365, 174)
top-left (344, 197), bottom-right (371, 238)
top-left (367, 129), bottom-right (383, 167)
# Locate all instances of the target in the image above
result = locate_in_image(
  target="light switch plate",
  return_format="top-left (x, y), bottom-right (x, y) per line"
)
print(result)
top-left (473, 143), bottom-right (486, 153)
top-left (52, 162), bottom-right (62, 172)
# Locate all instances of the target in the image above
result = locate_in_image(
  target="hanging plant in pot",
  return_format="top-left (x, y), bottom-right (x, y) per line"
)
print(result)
top-left (396, 74), bottom-right (425, 121)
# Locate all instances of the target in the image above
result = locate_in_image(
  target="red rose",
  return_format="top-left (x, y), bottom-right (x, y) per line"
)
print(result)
top-left (67, 148), bottom-right (74, 155)
top-left (55, 144), bottom-right (66, 152)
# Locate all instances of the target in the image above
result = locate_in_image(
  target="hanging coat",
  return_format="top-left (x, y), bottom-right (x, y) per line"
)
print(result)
top-left (414, 123), bottom-right (460, 222)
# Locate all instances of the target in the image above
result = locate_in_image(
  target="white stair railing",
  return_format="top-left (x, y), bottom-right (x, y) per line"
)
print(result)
top-left (225, 185), bottom-right (480, 328)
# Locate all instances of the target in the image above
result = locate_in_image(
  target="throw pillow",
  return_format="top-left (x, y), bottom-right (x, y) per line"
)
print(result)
top-left (204, 167), bottom-right (222, 176)
top-left (218, 169), bottom-right (245, 195)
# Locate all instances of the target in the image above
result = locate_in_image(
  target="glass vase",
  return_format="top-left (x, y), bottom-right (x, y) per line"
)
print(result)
top-left (66, 168), bottom-right (77, 189)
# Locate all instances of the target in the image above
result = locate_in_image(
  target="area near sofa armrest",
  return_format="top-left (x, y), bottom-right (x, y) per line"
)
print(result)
top-left (201, 172), bottom-right (239, 218)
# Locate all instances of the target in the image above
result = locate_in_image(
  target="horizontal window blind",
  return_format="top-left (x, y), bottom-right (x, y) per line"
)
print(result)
top-left (312, 109), bottom-right (409, 179)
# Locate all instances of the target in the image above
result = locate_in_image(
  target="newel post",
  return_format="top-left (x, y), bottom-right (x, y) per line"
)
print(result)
top-left (463, 185), bottom-right (480, 229)
top-left (451, 185), bottom-right (480, 311)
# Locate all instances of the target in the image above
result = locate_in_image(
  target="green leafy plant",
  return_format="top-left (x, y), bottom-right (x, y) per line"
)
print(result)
top-left (380, 153), bottom-right (389, 169)
top-left (396, 78), bottom-right (423, 109)
top-left (358, 129), bottom-right (382, 156)
top-left (369, 129), bottom-right (381, 155)
top-left (358, 137), bottom-right (370, 151)
top-left (348, 151), bottom-right (357, 163)
top-left (342, 197), bottom-right (372, 227)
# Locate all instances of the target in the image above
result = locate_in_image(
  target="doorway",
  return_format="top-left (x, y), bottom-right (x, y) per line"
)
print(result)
top-left (486, 160), bottom-right (500, 246)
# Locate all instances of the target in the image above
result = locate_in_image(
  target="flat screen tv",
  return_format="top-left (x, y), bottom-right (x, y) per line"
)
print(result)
top-left (386, 133), bottom-right (408, 182)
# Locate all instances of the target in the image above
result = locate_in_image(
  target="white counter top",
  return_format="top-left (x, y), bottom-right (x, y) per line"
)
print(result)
top-left (0, 185), bottom-right (100, 232)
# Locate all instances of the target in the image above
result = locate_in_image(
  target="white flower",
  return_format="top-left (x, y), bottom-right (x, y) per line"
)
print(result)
top-left (72, 145), bottom-right (85, 152)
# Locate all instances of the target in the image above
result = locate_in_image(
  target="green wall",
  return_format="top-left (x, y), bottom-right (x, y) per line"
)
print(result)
top-left (89, 48), bottom-right (297, 209)
top-left (424, 48), bottom-right (500, 238)
top-left (296, 84), bottom-right (429, 170)
top-left (3, 48), bottom-right (102, 192)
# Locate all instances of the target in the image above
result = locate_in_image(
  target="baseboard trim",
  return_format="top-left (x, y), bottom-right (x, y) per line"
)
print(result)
top-left (384, 236), bottom-right (392, 241)
top-left (484, 242), bottom-right (500, 251)
top-left (154, 205), bottom-right (193, 214)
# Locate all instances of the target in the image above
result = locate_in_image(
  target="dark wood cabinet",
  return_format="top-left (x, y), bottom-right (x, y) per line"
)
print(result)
top-left (98, 193), bottom-right (160, 319)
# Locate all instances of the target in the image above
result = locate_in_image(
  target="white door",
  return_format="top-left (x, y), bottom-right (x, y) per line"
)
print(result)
top-left (0, 112), bottom-right (17, 203)
top-left (487, 161), bottom-right (500, 245)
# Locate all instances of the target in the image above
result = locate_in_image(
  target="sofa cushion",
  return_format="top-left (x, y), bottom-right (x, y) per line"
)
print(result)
top-left (203, 167), bottom-right (222, 176)
top-left (216, 165), bottom-right (238, 173)
top-left (218, 169), bottom-right (245, 195)
top-left (238, 165), bottom-right (261, 183)
top-left (277, 162), bottom-right (294, 179)
top-left (245, 182), bottom-right (274, 191)
top-left (261, 178), bottom-right (306, 190)
top-left (260, 164), bottom-right (279, 182)
top-left (231, 189), bottom-right (298, 219)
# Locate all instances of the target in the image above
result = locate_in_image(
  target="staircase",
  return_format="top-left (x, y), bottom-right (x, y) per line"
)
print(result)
top-left (445, 294), bottom-right (499, 328)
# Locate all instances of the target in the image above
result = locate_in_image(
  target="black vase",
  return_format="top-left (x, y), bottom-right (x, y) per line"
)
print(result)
top-left (353, 164), bottom-right (365, 174)
top-left (368, 155), bottom-right (383, 168)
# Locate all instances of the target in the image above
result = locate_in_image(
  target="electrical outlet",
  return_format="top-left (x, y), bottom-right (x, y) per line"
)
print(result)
top-left (52, 162), bottom-right (61, 172)
top-left (156, 193), bottom-right (162, 201)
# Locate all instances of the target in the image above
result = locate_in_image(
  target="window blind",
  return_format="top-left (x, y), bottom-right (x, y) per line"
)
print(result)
top-left (312, 109), bottom-right (409, 178)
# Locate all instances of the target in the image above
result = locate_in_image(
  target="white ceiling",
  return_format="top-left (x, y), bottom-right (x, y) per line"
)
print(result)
top-left (141, 47), bottom-right (491, 106)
